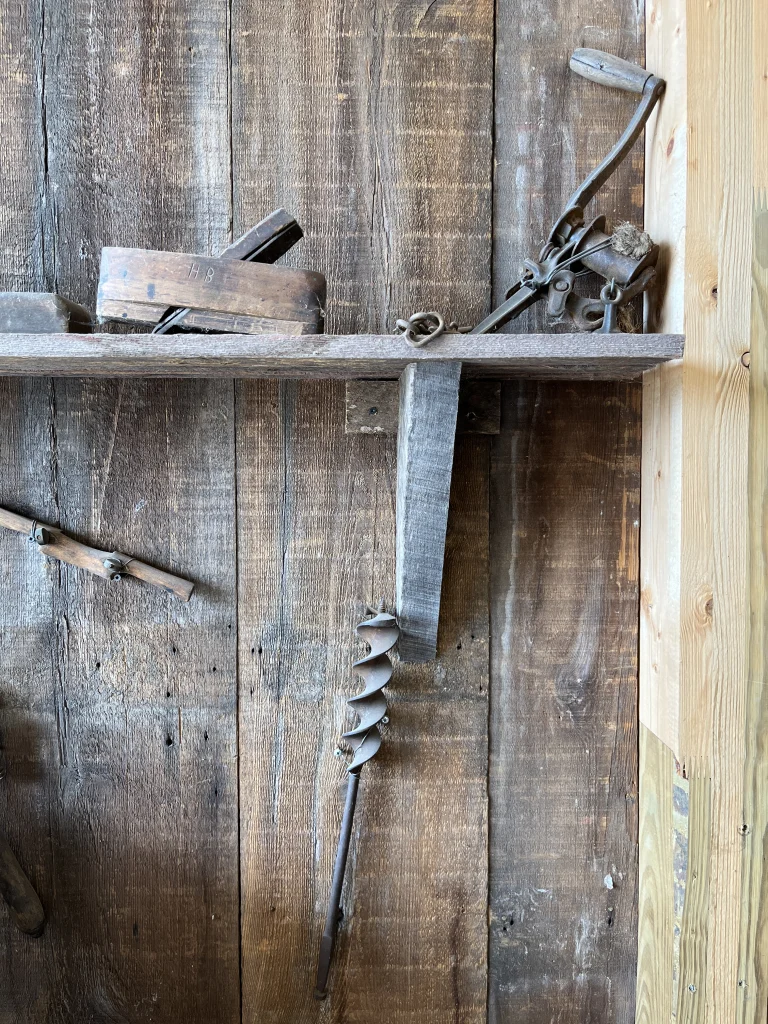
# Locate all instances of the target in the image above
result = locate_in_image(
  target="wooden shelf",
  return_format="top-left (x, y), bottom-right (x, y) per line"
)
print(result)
top-left (0, 331), bottom-right (683, 379)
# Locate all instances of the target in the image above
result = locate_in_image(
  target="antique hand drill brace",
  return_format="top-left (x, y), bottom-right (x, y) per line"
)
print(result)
top-left (472, 49), bottom-right (666, 336)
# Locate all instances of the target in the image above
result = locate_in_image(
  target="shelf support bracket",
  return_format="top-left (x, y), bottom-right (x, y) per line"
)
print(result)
top-left (396, 360), bottom-right (462, 662)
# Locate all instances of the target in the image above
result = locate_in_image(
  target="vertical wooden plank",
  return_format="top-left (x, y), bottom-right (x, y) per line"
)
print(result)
top-left (490, 4), bottom-right (643, 1021)
top-left (493, 4), bottom-right (645, 337)
top-left (231, 0), bottom-right (493, 334)
top-left (636, 359), bottom-right (684, 1023)
top-left (489, 382), bottom-right (641, 1024)
top-left (0, 0), bottom-right (47, 291)
top-left (232, 1), bottom-right (494, 1018)
top-left (237, 383), bottom-right (490, 1022)
top-left (636, 726), bottom-right (676, 1024)
top-left (0, 2), bottom-right (240, 1020)
top-left (644, 0), bottom-right (686, 337)
top-left (636, 0), bottom-right (686, 1016)
top-left (639, 359), bottom-right (682, 752)
top-left (41, 0), bottom-right (232, 305)
top-left (737, 6), bottom-right (768, 1019)
top-left (636, 725), bottom-right (691, 1024)
top-left (396, 360), bottom-right (462, 663)
top-left (673, 0), bottom-right (751, 1015)
top-left (0, 377), bottom-right (58, 1022)
top-left (640, 0), bottom-right (767, 1018)
top-left (0, 380), bottom-right (240, 1021)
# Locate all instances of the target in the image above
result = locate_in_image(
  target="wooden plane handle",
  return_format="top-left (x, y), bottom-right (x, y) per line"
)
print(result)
top-left (0, 506), bottom-right (194, 602)
top-left (224, 208), bottom-right (303, 262)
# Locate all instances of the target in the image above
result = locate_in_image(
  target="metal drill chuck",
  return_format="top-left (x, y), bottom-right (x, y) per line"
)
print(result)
top-left (343, 610), bottom-right (399, 773)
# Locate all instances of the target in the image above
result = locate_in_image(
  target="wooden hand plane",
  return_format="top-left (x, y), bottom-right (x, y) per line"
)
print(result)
top-left (96, 209), bottom-right (326, 335)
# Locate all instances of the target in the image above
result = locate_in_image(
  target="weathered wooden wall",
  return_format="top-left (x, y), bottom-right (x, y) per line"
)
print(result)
top-left (0, 1), bottom-right (643, 1021)
top-left (489, 6), bottom-right (643, 1022)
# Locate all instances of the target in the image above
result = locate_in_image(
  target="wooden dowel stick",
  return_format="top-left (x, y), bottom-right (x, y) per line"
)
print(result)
top-left (0, 507), bottom-right (194, 601)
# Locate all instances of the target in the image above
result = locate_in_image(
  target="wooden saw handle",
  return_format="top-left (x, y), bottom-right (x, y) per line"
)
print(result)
top-left (570, 48), bottom-right (654, 94)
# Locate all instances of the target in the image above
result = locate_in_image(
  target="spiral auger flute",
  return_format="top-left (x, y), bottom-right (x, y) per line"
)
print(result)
top-left (315, 603), bottom-right (399, 998)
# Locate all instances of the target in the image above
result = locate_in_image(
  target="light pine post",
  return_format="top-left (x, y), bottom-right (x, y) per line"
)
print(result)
top-left (395, 360), bottom-right (462, 662)
top-left (637, 0), bottom-right (768, 1017)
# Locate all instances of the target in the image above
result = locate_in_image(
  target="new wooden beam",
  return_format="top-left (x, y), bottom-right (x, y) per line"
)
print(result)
top-left (739, 10), bottom-right (768, 1017)
top-left (0, 331), bottom-right (683, 380)
top-left (637, 0), bottom-right (766, 1016)
top-left (396, 361), bottom-right (461, 662)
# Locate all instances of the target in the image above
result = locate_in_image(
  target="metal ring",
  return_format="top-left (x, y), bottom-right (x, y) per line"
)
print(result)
top-left (395, 311), bottom-right (445, 348)
top-left (600, 278), bottom-right (622, 304)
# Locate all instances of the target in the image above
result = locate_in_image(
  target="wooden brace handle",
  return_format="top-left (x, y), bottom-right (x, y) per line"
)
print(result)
top-left (569, 48), bottom-right (654, 95)
top-left (0, 507), bottom-right (194, 601)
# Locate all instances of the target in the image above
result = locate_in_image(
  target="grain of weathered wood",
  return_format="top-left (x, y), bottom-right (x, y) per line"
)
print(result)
top-left (230, 1), bottom-right (494, 337)
top-left (0, 0), bottom-right (242, 1018)
top-left (490, 4), bottom-right (644, 1020)
top-left (0, 830), bottom-right (46, 936)
top-left (0, 380), bottom-right (241, 1022)
top-left (96, 247), bottom-right (325, 332)
top-left (232, 0), bottom-right (493, 1016)
top-left (0, 293), bottom-right (91, 332)
top-left (345, 380), bottom-right (501, 435)
top-left (395, 360), bottom-right (461, 662)
top-left (350, 433), bottom-right (490, 1019)
top-left (0, 5), bottom-right (47, 292)
top-left (236, 381), bottom-right (490, 1022)
top-left (489, 382), bottom-right (641, 1024)
top-left (0, 330), bottom-right (684, 379)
